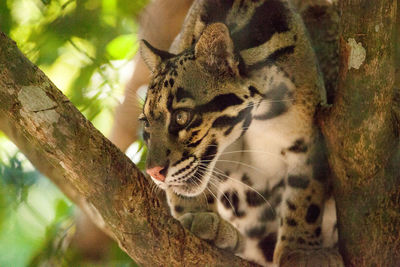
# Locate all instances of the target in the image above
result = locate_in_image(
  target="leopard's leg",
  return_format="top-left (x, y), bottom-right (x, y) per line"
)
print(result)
top-left (166, 189), bottom-right (245, 253)
top-left (274, 136), bottom-right (343, 266)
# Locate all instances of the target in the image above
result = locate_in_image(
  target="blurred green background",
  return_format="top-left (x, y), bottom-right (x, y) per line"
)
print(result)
top-left (0, 0), bottom-right (147, 266)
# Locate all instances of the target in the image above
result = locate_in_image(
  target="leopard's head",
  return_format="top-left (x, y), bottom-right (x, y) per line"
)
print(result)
top-left (139, 23), bottom-right (262, 196)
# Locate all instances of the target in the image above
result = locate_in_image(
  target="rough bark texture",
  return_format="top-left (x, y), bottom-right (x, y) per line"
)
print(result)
top-left (395, 0), bottom-right (400, 132)
top-left (320, 0), bottom-right (400, 266)
top-left (0, 32), bottom-right (256, 267)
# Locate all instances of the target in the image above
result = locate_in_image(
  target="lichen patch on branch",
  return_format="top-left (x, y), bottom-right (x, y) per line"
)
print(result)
top-left (347, 38), bottom-right (366, 70)
top-left (18, 85), bottom-right (60, 124)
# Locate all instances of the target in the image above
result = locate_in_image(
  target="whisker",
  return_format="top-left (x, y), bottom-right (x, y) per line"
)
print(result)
top-left (218, 150), bottom-right (288, 164)
top-left (197, 166), bottom-right (237, 216)
top-left (205, 187), bottom-right (219, 208)
top-left (207, 178), bottom-right (238, 216)
top-left (201, 159), bottom-right (266, 175)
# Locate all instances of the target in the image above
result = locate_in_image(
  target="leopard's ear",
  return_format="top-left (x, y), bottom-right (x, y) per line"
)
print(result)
top-left (194, 23), bottom-right (238, 76)
top-left (140, 40), bottom-right (175, 73)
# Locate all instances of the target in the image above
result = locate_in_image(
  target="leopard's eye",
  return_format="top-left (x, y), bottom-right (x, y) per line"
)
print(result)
top-left (173, 109), bottom-right (192, 127)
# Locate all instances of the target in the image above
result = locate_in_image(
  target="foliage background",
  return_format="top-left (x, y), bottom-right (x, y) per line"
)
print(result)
top-left (0, 0), bottom-right (147, 266)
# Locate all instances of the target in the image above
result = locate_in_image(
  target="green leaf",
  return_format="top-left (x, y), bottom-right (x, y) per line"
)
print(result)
top-left (106, 34), bottom-right (137, 60)
top-left (0, 0), bottom-right (13, 35)
top-left (54, 199), bottom-right (73, 220)
top-left (41, 0), bottom-right (51, 5)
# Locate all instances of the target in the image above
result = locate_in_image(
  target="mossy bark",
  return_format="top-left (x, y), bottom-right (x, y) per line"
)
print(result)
top-left (0, 32), bottom-right (256, 267)
top-left (319, 0), bottom-right (400, 265)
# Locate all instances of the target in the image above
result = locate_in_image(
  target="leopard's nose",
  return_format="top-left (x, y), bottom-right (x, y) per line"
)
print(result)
top-left (146, 166), bottom-right (167, 182)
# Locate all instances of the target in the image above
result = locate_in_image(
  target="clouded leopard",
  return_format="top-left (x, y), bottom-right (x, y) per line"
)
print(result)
top-left (139, 0), bottom-right (343, 266)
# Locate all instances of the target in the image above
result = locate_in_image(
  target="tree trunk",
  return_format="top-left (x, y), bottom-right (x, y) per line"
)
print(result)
top-left (319, 0), bottom-right (400, 266)
top-left (0, 32), bottom-right (255, 267)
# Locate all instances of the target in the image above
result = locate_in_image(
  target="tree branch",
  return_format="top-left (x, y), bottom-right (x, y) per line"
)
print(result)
top-left (395, 0), bottom-right (400, 133)
top-left (0, 32), bottom-right (256, 266)
top-left (319, 0), bottom-right (400, 265)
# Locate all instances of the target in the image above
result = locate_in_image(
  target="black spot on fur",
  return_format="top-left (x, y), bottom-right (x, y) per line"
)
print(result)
top-left (315, 227), bottom-right (321, 237)
top-left (241, 173), bottom-right (253, 186)
top-left (288, 138), bottom-right (308, 153)
top-left (288, 175), bottom-right (310, 189)
top-left (224, 126), bottom-right (234, 136)
top-left (246, 191), bottom-right (265, 207)
top-left (286, 218), bottom-right (298, 227)
top-left (212, 105), bottom-right (252, 129)
top-left (281, 235), bottom-right (286, 241)
top-left (149, 83), bottom-right (156, 90)
top-left (187, 137), bottom-right (204, 148)
top-left (266, 46), bottom-right (295, 65)
top-left (254, 83), bottom-right (289, 120)
top-left (187, 129), bottom-right (210, 148)
top-left (246, 225), bottom-right (266, 238)
top-left (231, 191), bottom-right (241, 216)
top-left (196, 93), bottom-right (243, 113)
top-left (172, 158), bottom-right (195, 177)
top-left (297, 237), bottom-right (306, 244)
top-left (176, 87), bottom-right (194, 102)
top-left (260, 207), bottom-right (275, 221)
top-left (248, 46), bottom-right (295, 71)
top-left (172, 155), bottom-right (189, 167)
top-left (182, 150), bottom-right (189, 158)
top-left (169, 78), bottom-right (175, 87)
top-left (166, 149), bottom-right (171, 156)
top-left (174, 205), bottom-right (184, 213)
top-left (201, 139), bottom-right (218, 161)
top-left (189, 130), bottom-right (200, 141)
top-left (273, 194), bottom-right (282, 205)
top-left (286, 200), bottom-right (297, 211)
top-left (232, 0), bottom-right (290, 51)
top-left (305, 204), bottom-right (321, 224)
top-left (166, 93), bottom-right (174, 112)
top-left (220, 192), bottom-right (232, 209)
top-left (248, 85), bottom-right (261, 97)
top-left (220, 190), bottom-right (244, 217)
top-left (201, 0), bottom-right (234, 24)
top-left (258, 232), bottom-right (277, 262)
top-left (207, 195), bottom-right (215, 204)
top-left (236, 211), bottom-right (246, 217)
top-left (271, 179), bottom-right (285, 194)
top-left (189, 117), bottom-right (203, 129)
top-left (164, 80), bottom-right (169, 87)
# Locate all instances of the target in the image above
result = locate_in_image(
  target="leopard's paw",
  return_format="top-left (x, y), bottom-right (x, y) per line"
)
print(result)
top-left (277, 248), bottom-right (344, 267)
top-left (178, 212), bottom-right (243, 252)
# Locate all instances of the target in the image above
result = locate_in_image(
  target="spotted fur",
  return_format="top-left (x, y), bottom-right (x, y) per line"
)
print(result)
top-left (139, 0), bottom-right (341, 266)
